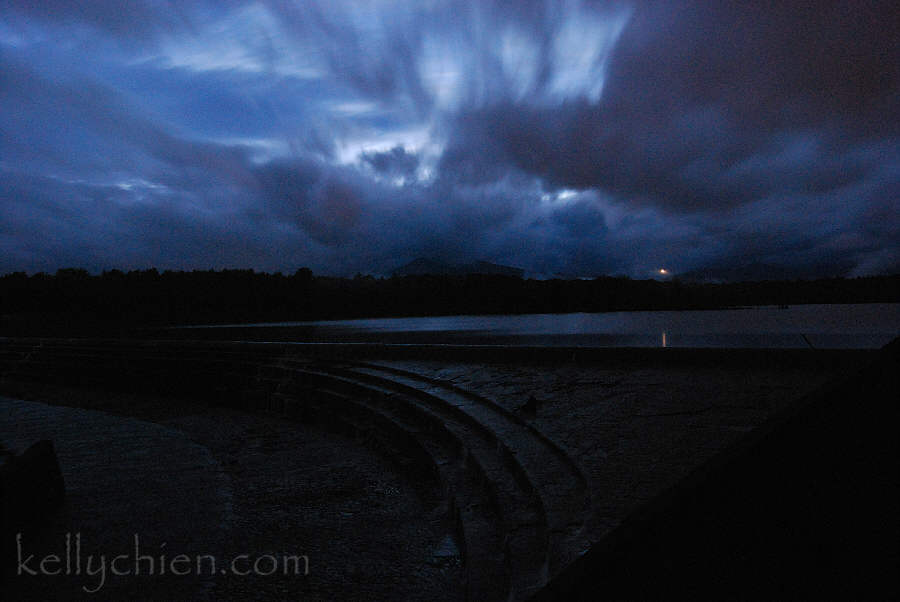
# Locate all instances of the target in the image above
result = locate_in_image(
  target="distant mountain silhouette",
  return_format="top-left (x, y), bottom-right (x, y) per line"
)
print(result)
top-left (393, 258), bottom-right (524, 278)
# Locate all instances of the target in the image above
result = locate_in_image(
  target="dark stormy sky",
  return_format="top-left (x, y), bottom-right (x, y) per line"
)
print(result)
top-left (2, 1), bottom-right (898, 279)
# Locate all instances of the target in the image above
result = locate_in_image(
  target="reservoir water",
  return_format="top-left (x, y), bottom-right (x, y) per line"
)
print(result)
top-left (180, 303), bottom-right (900, 348)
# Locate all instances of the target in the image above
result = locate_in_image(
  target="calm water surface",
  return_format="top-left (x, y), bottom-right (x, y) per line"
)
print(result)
top-left (183, 303), bottom-right (900, 348)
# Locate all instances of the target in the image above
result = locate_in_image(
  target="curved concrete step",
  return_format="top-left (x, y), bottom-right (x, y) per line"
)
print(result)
top-left (314, 389), bottom-right (509, 602)
top-left (262, 369), bottom-right (511, 602)
top-left (0, 339), bottom-right (588, 598)
top-left (275, 386), bottom-right (445, 501)
top-left (278, 365), bottom-right (551, 599)
top-left (322, 361), bottom-right (591, 576)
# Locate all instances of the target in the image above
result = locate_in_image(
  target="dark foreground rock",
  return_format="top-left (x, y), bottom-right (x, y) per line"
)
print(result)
top-left (0, 440), bottom-right (66, 582)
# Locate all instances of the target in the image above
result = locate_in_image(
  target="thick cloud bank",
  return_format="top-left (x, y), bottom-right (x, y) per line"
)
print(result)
top-left (1, 0), bottom-right (897, 278)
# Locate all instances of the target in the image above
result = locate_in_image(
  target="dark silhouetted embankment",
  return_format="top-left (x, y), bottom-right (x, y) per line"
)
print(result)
top-left (530, 338), bottom-right (899, 600)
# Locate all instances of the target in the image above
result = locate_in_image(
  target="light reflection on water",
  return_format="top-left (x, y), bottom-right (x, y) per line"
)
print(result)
top-left (182, 303), bottom-right (900, 348)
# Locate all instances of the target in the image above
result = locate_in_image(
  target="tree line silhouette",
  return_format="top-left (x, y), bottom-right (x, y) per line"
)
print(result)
top-left (0, 268), bottom-right (897, 336)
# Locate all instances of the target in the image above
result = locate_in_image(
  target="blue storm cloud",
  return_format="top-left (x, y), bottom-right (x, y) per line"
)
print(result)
top-left (1, 0), bottom-right (897, 278)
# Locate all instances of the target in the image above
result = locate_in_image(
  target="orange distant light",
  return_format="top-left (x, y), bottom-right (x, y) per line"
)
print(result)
top-left (658, 268), bottom-right (669, 275)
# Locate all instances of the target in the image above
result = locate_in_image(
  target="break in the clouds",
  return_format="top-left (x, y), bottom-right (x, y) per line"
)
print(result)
top-left (1, 1), bottom-right (898, 278)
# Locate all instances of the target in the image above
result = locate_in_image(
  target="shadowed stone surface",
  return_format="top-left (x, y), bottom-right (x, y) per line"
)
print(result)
top-left (0, 339), bottom-right (863, 599)
top-left (0, 391), bottom-right (464, 601)
top-left (0, 397), bottom-right (232, 600)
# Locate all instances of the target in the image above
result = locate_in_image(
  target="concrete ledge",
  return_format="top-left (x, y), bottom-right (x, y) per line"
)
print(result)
top-left (0, 336), bottom-right (877, 370)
